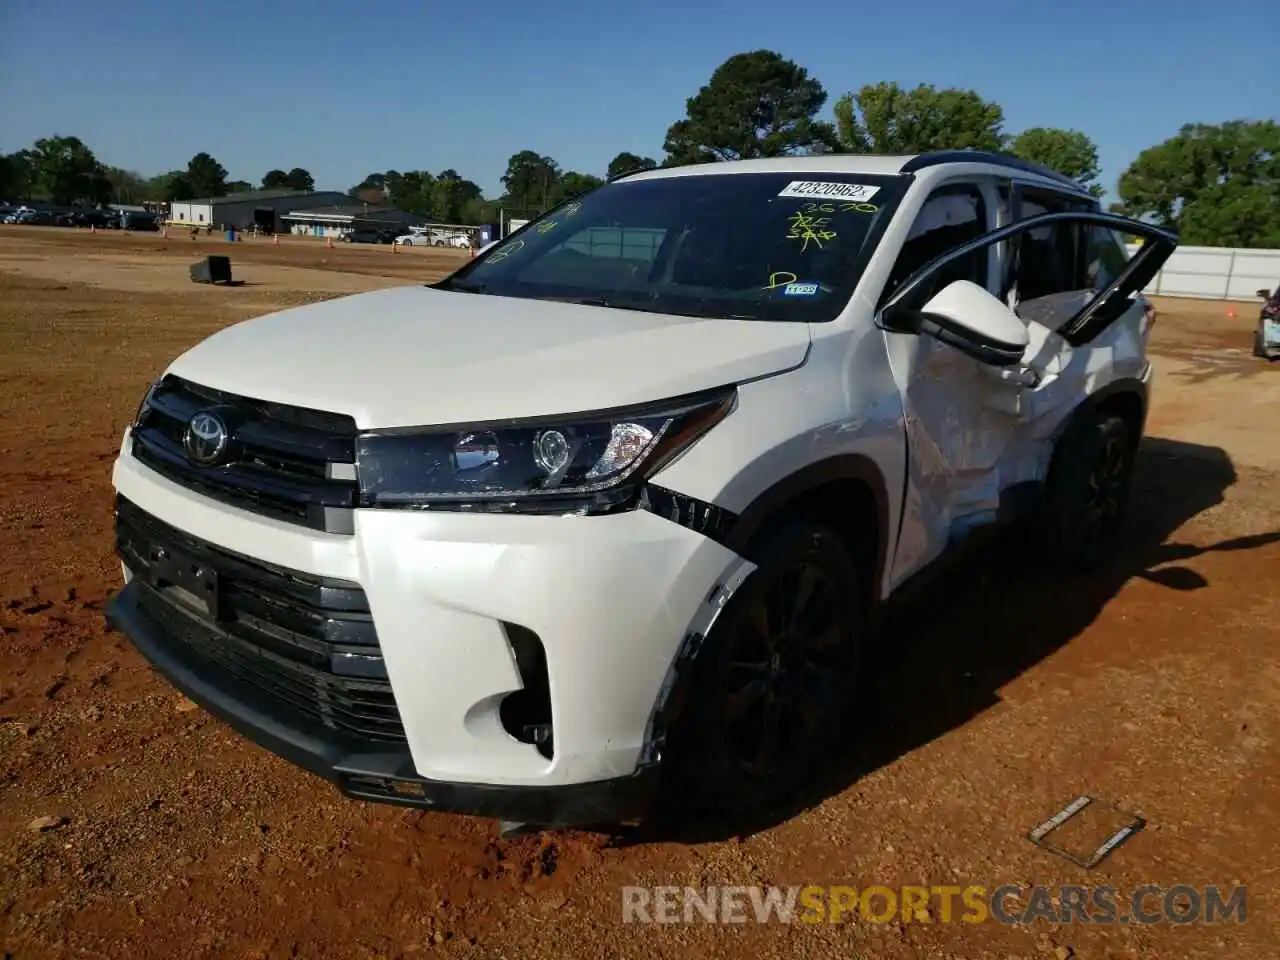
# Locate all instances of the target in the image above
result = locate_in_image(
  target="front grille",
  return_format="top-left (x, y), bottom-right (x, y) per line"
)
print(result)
top-left (116, 496), bottom-right (405, 743)
top-left (129, 375), bottom-right (359, 532)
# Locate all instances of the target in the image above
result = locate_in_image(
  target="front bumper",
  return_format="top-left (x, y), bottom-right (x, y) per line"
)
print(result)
top-left (106, 581), bottom-right (657, 826)
top-left (109, 447), bottom-right (747, 824)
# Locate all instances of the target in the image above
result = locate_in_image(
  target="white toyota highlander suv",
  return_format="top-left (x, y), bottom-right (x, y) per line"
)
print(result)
top-left (107, 151), bottom-right (1176, 831)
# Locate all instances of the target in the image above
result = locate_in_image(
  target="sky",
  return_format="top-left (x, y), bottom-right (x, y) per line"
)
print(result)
top-left (1, 0), bottom-right (1276, 202)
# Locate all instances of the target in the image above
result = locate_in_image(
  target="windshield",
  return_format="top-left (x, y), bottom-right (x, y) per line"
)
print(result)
top-left (439, 172), bottom-right (906, 322)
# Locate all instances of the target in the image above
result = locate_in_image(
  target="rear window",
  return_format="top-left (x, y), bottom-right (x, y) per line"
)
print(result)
top-left (441, 172), bottom-right (907, 322)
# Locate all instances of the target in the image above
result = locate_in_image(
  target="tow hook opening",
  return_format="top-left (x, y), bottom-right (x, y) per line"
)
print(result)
top-left (500, 623), bottom-right (554, 759)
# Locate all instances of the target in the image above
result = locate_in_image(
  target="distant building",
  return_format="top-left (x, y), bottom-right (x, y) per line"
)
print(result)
top-left (168, 190), bottom-right (350, 232)
top-left (280, 203), bottom-right (429, 239)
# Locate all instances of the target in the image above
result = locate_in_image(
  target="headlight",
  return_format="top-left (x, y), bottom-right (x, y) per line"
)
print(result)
top-left (355, 389), bottom-right (735, 514)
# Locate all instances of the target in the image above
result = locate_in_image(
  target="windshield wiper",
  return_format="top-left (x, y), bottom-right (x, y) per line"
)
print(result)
top-left (569, 297), bottom-right (657, 311)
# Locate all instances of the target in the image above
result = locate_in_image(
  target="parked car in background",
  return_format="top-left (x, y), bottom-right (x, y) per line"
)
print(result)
top-left (393, 231), bottom-right (434, 247)
top-left (4, 206), bottom-right (38, 224)
top-left (55, 210), bottom-right (114, 229)
top-left (1255, 284), bottom-right (1280, 361)
top-left (343, 227), bottom-right (400, 244)
top-left (120, 212), bottom-right (159, 231)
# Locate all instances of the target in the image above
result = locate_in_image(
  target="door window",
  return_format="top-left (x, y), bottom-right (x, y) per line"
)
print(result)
top-left (884, 186), bottom-right (988, 311)
top-left (882, 210), bottom-right (1176, 348)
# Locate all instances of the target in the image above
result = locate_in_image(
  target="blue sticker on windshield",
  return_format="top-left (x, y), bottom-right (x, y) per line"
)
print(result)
top-left (782, 281), bottom-right (821, 297)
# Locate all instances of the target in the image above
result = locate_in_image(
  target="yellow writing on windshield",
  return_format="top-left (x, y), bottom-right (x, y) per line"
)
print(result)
top-left (764, 271), bottom-right (798, 290)
top-left (801, 201), bottom-right (879, 215)
top-left (786, 212), bottom-right (837, 252)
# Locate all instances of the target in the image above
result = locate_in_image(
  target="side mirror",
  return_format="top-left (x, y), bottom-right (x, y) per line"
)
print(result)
top-left (1257, 288), bottom-right (1272, 299)
top-left (885, 280), bottom-right (1030, 367)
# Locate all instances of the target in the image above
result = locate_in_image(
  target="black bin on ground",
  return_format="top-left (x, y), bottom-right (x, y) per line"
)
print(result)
top-left (190, 256), bottom-right (232, 285)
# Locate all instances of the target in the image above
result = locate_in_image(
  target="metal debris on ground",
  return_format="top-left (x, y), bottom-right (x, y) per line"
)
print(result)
top-left (1027, 795), bottom-right (1145, 869)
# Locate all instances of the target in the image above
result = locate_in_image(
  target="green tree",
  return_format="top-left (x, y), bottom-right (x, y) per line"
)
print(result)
top-left (663, 51), bottom-right (838, 164)
top-left (459, 195), bottom-right (502, 225)
top-left (184, 152), bottom-right (228, 198)
top-left (555, 171), bottom-right (604, 203)
top-left (606, 152), bottom-right (657, 179)
top-left (1177, 180), bottom-right (1280, 248)
top-left (348, 172), bottom-right (387, 198)
top-left (102, 166), bottom-right (152, 204)
top-left (261, 169), bottom-right (290, 189)
top-left (285, 167), bottom-right (314, 192)
top-left (1116, 120), bottom-right (1280, 247)
top-left (834, 82), bottom-right (1006, 154)
top-left (0, 151), bottom-right (35, 200)
top-left (226, 180), bottom-right (253, 193)
top-left (501, 150), bottom-right (561, 213)
top-left (431, 169), bottom-right (483, 222)
top-left (1008, 127), bottom-right (1103, 196)
top-left (148, 170), bottom-right (193, 202)
top-left (384, 170), bottom-right (436, 215)
top-left (25, 136), bottom-right (111, 205)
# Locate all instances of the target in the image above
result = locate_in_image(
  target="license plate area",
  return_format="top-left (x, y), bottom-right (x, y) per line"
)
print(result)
top-left (149, 544), bottom-right (223, 620)
top-left (1264, 319), bottom-right (1280, 346)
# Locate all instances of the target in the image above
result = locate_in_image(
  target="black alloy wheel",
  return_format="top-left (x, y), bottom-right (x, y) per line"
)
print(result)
top-left (1043, 412), bottom-right (1137, 573)
top-left (662, 522), bottom-right (862, 817)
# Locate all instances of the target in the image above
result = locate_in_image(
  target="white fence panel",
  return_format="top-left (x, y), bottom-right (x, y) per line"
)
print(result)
top-left (1125, 243), bottom-right (1280, 300)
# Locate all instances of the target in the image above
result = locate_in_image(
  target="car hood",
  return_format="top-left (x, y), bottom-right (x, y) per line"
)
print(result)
top-left (166, 285), bottom-right (811, 429)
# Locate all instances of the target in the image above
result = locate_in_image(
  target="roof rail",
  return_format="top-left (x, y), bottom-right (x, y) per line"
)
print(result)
top-left (900, 150), bottom-right (1085, 191)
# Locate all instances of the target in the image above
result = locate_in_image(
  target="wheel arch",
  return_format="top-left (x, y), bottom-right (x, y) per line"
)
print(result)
top-left (723, 453), bottom-right (891, 611)
top-left (1051, 375), bottom-right (1150, 449)
top-left (639, 454), bottom-right (891, 776)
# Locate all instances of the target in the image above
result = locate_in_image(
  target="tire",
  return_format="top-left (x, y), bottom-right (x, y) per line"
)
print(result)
top-left (1041, 411), bottom-right (1138, 574)
top-left (1254, 322), bottom-right (1266, 359)
top-left (658, 521), bottom-right (863, 818)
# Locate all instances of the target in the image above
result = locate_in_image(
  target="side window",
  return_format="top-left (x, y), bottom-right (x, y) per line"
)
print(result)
top-left (1009, 190), bottom-right (1141, 332)
top-left (1009, 188), bottom-right (1096, 302)
top-left (885, 186), bottom-right (988, 310)
top-left (1081, 224), bottom-right (1130, 291)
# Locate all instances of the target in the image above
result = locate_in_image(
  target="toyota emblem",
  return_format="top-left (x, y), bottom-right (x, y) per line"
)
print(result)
top-left (183, 410), bottom-right (230, 466)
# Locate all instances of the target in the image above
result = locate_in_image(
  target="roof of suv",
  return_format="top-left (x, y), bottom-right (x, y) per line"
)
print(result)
top-left (616, 150), bottom-right (1089, 197)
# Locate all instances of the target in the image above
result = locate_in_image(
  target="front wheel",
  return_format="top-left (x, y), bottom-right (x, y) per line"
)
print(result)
top-left (659, 521), bottom-right (863, 818)
top-left (1041, 411), bottom-right (1138, 573)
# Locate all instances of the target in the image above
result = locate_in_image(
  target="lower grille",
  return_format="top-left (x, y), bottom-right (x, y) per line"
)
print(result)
top-left (116, 496), bottom-right (405, 743)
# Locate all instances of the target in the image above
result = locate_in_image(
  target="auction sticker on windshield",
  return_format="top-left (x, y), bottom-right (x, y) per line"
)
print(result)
top-left (777, 181), bottom-right (880, 203)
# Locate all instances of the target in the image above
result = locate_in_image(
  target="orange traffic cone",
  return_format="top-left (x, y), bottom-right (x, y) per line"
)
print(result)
top-left (325, 236), bottom-right (333, 249)
top-left (273, 233), bottom-right (280, 246)
top-left (1227, 305), bottom-right (1237, 319)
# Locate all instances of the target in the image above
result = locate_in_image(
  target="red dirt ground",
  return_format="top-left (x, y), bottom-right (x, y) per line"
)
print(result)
top-left (1, 226), bottom-right (1278, 959)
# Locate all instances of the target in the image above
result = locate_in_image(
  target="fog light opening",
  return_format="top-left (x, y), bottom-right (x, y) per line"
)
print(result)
top-left (500, 623), bottom-right (554, 760)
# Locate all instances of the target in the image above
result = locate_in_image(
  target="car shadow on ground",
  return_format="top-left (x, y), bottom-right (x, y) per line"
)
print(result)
top-left (616, 436), bottom-right (1280, 846)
